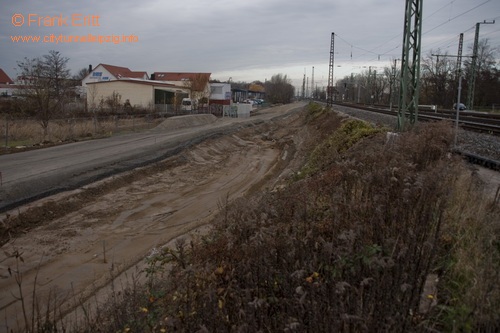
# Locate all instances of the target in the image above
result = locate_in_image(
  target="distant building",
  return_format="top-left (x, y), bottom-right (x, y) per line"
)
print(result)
top-left (0, 68), bottom-right (16, 97)
top-left (0, 69), bottom-right (14, 84)
top-left (153, 72), bottom-right (211, 108)
top-left (210, 83), bottom-right (232, 105)
top-left (248, 82), bottom-right (265, 100)
top-left (86, 78), bottom-right (190, 111)
top-left (80, 64), bottom-right (148, 95)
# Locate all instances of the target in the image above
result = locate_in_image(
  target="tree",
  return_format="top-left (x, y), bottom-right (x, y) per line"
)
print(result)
top-left (385, 61), bottom-right (401, 109)
top-left (264, 74), bottom-right (295, 104)
top-left (105, 91), bottom-right (122, 113)
top-left (182, 73), bottom-right (210, 110)
top-left (463, 38), bottom-right (499, 108)
top-left (73, 67), bottom-right (90, 81)
top-left (371, 70), bottom-right (389, 104)
top-left (420, 49), bottom-right (455, 107)
top-left (16, 50), bottom-right (71, 138)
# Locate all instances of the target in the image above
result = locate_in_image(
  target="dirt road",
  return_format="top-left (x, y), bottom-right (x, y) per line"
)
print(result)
top-left (0, 102), bottom-right (310, 331)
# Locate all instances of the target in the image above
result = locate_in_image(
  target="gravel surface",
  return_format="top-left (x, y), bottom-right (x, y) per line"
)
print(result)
top-left (333, 104), bottom-right (500, 162)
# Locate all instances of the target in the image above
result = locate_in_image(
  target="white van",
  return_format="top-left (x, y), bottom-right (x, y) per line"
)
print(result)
top-left (181, 98), bottom-right (193, 111)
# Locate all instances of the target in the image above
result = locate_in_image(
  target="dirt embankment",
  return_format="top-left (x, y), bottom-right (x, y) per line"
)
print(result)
top-left (0, 104), bottom-right (334, 332)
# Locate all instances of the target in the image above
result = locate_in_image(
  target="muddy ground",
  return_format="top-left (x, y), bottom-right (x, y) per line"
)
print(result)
top-left (1, 103), bottom-right (498, 332)
top-left (0, 103), bottom-right (336, 331)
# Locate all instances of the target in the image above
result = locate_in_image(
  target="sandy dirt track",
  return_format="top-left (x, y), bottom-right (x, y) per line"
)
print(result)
top-left (0, 103), bottom-right (309, 331)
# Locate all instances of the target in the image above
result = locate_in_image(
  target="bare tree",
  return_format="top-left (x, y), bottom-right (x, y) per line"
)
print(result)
top-left (183, 73), bottom-right (210, 110)
top-left (73, 67), bottom-right (90, 81)
top-left (87, 83), bottom-right (99, 112)
top-left (105, 91), bottom-right (122, 113)
top-left (265, 74), bottom-right (295, 104)
top-left (371, 70), bottom-right (389, 104)
top-left (420, 49), bottom-right (455, 107)
top-left (463, 38), bottom-right (499, 108)
top-left (16, 50), bottom-right (71, 138)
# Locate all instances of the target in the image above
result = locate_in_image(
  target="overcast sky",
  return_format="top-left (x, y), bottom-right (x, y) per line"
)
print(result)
top-left (1, 0), bottom-right (499, 90)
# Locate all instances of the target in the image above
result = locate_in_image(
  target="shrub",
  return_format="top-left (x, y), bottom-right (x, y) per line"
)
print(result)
top-left (299, 118), bottom-right (386, 178)
top-left (43, 111), bottom-right (498, 332)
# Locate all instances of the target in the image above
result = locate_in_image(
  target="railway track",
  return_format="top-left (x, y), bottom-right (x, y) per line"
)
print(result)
top-left (329, 102), bottom-right (500, 171)
top-left (333, 102), bottom-right (500, 136)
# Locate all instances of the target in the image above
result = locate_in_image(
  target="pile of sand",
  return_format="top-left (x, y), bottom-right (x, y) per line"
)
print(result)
top-left (155, 114), bottom-right (218, 131)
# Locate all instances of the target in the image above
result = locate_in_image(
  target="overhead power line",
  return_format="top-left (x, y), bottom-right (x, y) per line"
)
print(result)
top-left (335, 0), bottom-right (495, 64)
top-left (423, 0), bottom-right (493, 35)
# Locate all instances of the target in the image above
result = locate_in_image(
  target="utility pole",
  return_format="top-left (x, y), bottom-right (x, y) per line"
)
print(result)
top-left (398, 0), bottom-right (423, 131)
top-left (368, 66), bottom-right (372, 105)
top-left (455, 33), bottom-right (464, 147)
top-left (311, 66), bottom-right (315, 99)
top-left (301, 71), bottom-right (306, 99)
top-left (389, 59), bottom-right (399, 111)
top-left (466, 20), bottom-right (495, 111)
top-left (306, 77), bottom-right (309, 98)
top-left (349, 73), bottom-right (354, 102)
top-left (456, 34), bottom-right (463, 83)
top-left (431, 35), bottom-right (474, 146)
top-left (327, 32), bottom-right (335, 107)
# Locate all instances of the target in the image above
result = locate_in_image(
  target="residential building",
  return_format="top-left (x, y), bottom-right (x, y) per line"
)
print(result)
top-left (0, 69), bottom-right (14, 85)
top-left (86, 78), bottom-right (190, 111)
top-left (152, 72), bottom-right (211, 108)
top-left (210, 83), bottom-right (232, 105)
top-left (81, 64), bottom-right (148, 91)
top-left (0, 68), bottom-right (16, 97)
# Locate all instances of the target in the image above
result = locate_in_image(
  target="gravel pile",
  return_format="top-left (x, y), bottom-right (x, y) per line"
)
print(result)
top-left (333, 104), bottom-right (500, 163)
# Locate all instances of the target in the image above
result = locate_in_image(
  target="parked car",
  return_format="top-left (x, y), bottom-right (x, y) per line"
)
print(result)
top-left (453, 103), bottom-right (466, 111)
top-left (181, 98), bottom-right (193, 111)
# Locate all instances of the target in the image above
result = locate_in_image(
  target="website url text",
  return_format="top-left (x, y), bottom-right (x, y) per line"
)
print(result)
top-left (10, 34), bottom-right (139, 45)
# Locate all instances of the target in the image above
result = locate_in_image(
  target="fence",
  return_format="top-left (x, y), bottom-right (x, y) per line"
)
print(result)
top-left (155, 104), bottom-right (226, 117)
top-left (1, 104), bottom-right (245, 149)
top-left (1, 114), bottom-right (163, 149)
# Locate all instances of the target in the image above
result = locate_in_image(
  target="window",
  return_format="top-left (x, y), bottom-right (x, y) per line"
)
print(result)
top-left (211, 86), bottom-right (223, 94)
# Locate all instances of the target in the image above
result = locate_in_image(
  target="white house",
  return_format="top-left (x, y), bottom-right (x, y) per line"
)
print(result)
top-left (86, 78), bottom-right (190, 110)
top-left (81, 64), bottom-right (148, 95)
top-left (210, 83), bottom-right (232, 102)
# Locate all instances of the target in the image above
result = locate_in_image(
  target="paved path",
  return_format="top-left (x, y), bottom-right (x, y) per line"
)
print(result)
top-left (0, 102), bottom-right (307, 212)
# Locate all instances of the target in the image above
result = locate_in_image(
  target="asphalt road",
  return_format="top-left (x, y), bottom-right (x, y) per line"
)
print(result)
top-left (0, 102), bottom-right (306, 212)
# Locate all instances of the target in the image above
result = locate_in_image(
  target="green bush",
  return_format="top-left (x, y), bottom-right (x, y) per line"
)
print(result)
top-left (299, 119), bottom-right (385, 178)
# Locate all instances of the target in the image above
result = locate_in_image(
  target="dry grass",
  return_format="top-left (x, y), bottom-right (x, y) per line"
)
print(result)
top-left (0, 116), bottom-right (162, 147)
top-left (433, 168), bottom-right (500, 331)
top-left (4, 103), bottom-right (499, 332)
top-left (86, 105), bottom-right (498, 332)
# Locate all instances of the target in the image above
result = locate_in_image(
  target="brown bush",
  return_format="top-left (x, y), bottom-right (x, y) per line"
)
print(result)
top-left (31, 106), bottom-right (498, 332)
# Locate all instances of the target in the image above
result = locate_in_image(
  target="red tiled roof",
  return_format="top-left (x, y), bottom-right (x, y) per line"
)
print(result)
top-left (153, 72), bottom-right (211, 91)
top-left (86, 78), bottom-right (183, 89)
top-left (154, 72), bottom-right (210, 81)
top-left (128, 71), bottom-right (148, 79)
top-left (0, 69), bottom-right (14, 84)
top-left (97, 64), bottom-right (147, 79)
